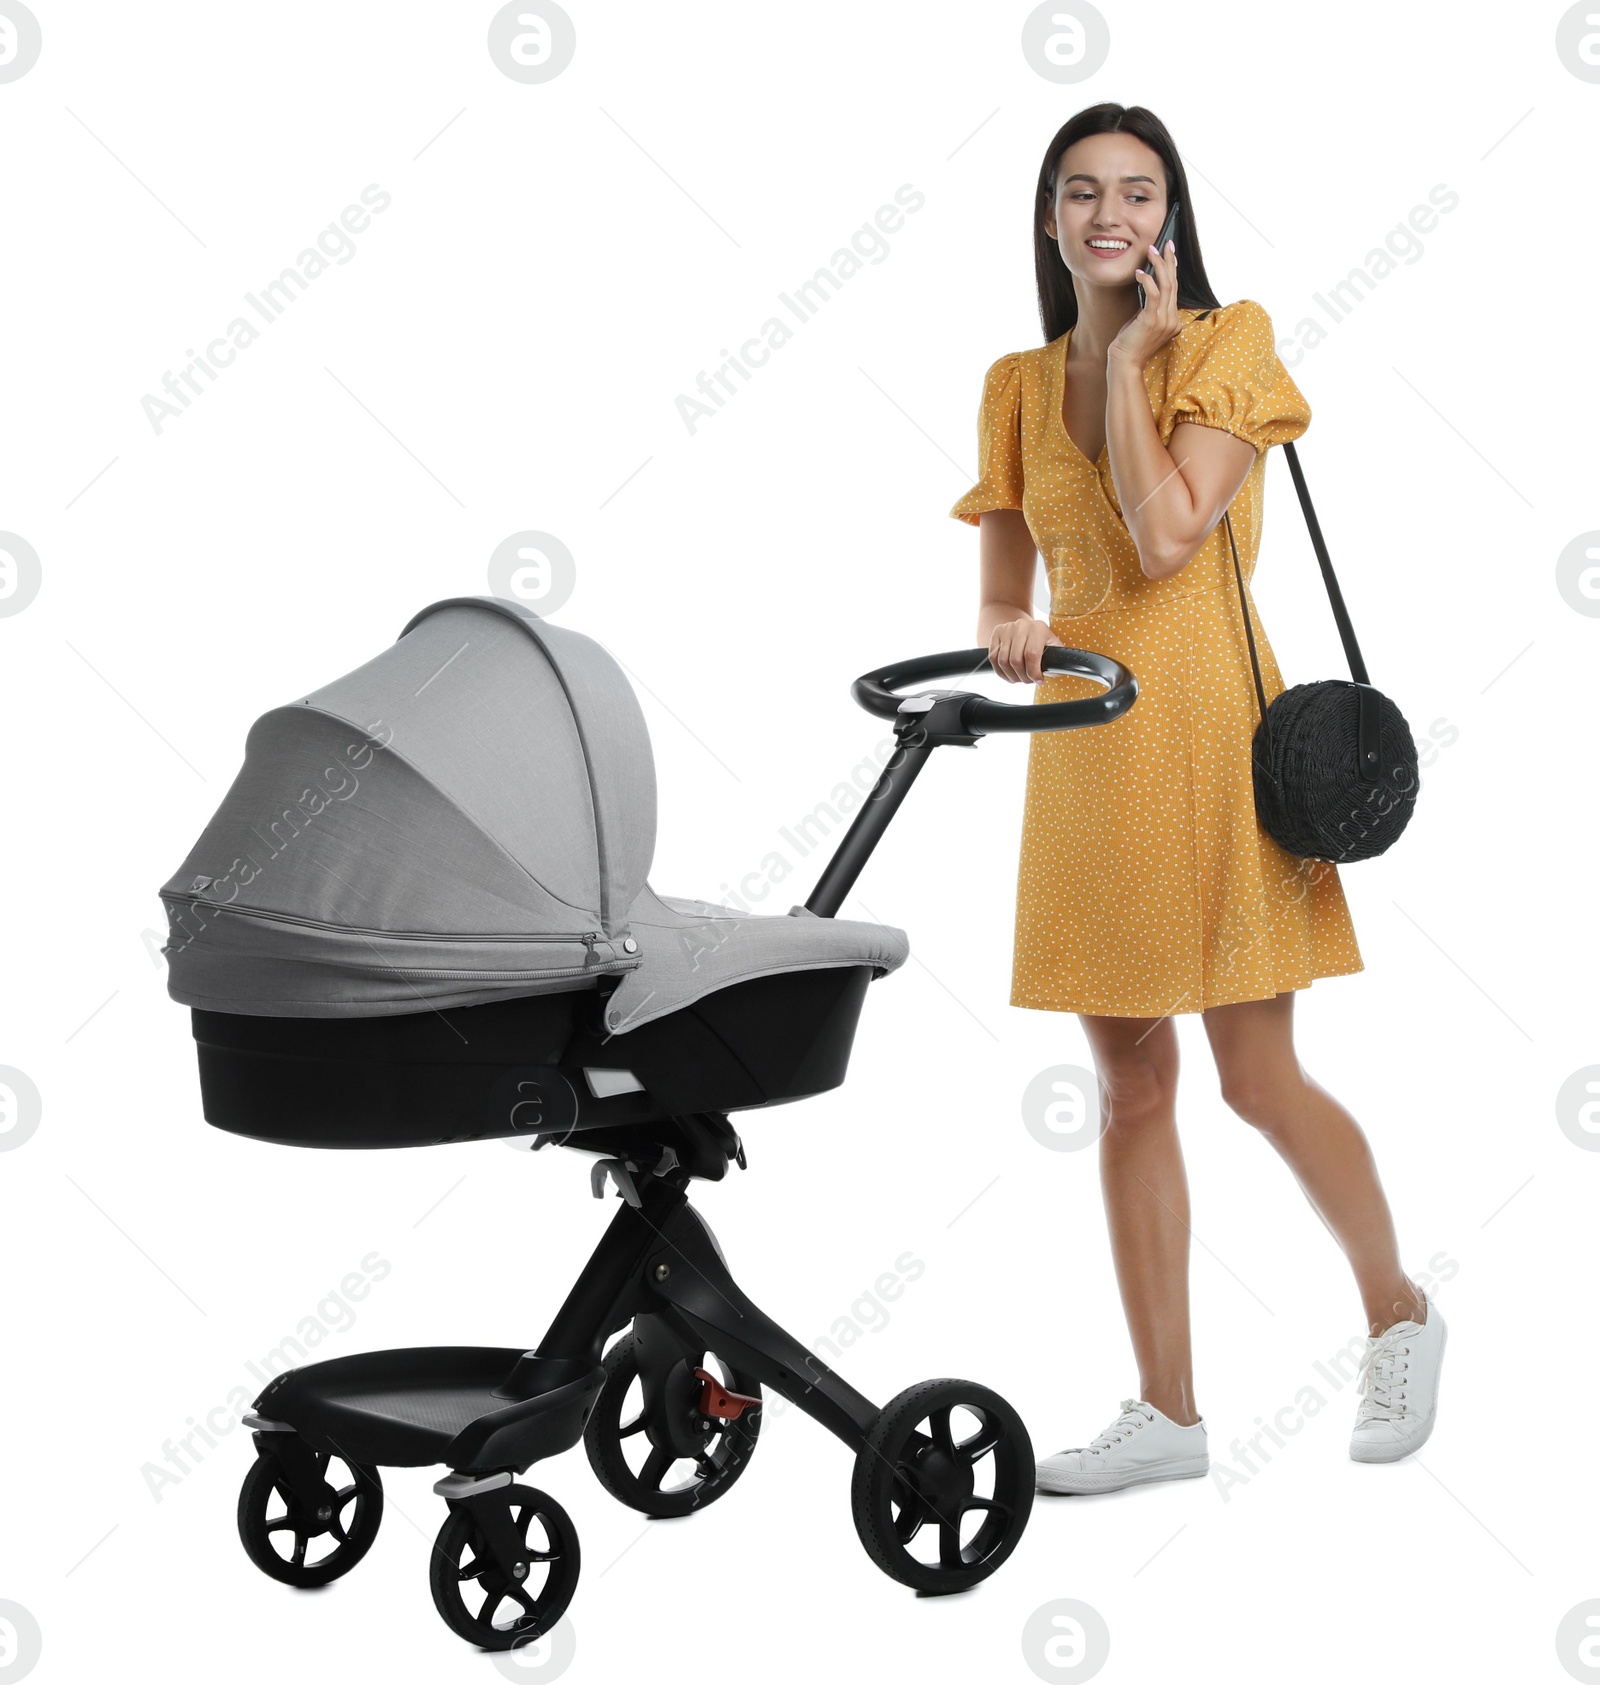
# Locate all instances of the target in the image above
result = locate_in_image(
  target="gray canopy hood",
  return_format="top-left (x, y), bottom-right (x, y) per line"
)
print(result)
top-left (160, 598), bottom-right (907, 1029)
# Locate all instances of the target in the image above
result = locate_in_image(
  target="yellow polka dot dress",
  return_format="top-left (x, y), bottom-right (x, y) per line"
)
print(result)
top-left (951, 299), bottom-right (1363, 1017)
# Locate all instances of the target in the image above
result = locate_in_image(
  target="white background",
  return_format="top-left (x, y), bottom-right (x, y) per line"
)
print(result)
top-left (3, 2), bottom-right (1597, 1681)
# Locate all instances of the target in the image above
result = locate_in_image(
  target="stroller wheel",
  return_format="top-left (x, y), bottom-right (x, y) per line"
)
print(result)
top-left (584, 1330), bottom-right (761, 1518)
top-left (429, 1484), bottom-right (580, 1651)
top-left (237, 1447), bottom-right (384, 1587)
top-left (851, 1378), bottom-right (1035, 1595)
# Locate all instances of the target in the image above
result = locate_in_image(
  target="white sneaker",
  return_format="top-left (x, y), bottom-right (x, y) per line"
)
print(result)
top-left (1350, 1293), bottom-right (1447, 1464)
top-left (1035, 1399), bottom-right (1209, 1494)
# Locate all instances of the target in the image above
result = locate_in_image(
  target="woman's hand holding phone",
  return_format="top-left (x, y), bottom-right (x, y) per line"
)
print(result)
top-left (1109, 202), bottom-right (1182, 368)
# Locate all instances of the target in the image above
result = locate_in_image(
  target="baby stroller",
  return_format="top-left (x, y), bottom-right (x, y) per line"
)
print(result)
top-left (160, 596), bottom-right (1134, 1650)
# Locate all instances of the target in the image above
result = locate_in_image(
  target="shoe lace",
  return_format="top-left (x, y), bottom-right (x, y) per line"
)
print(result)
top-left (1355, 1328), bottom-right (1414, 1423)
top-left (1080, 1398), bottom-right (1154, 1455)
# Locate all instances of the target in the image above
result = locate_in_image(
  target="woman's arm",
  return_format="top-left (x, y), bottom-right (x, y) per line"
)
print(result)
top-left (1107, 383), bottom-right (1255, 580)
top-left (976, 508), bottom-right (1062, 681)
top-left (1103, 241), bottom-right (1256, 581)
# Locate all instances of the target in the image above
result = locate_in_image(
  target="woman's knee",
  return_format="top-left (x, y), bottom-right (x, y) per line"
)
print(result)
top-left (1094, 1049), bottom-right (1176, 1127)
top-left (1217, 1065), bottom-right (1296, 1132)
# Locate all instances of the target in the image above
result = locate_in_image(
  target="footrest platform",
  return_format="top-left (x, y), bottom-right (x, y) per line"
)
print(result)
top-left (252, 1347), bottom-right (605, 1473)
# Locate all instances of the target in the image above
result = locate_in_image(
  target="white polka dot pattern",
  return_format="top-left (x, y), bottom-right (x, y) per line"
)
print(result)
top-left (950, 300), bottom-right (1364, 1017)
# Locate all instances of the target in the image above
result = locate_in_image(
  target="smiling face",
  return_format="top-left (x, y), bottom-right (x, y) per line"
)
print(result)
top-left (1044, 131), bottom-right (1170, 295)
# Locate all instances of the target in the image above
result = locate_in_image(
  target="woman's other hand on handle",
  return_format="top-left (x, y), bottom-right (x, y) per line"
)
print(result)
top-left (989, 616), bottom-right (1064, 684)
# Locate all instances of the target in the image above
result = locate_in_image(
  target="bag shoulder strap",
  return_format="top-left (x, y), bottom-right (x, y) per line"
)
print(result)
top-left (1222, 512), bottom-right (1271, 723)
top-left (1222, 446), bottom-right (1368, 700)
top-left (1276, 441), bottom-right (1370, 686)
top-left (1188, 307), bottom-right (1371, 691)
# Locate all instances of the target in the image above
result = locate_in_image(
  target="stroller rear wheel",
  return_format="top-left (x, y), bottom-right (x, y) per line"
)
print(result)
top-left (429, 1484), bottom-right (580, 1651)
top-left (237, 1446), bottom-right (384, 1587)
top-left (584, 1326), bottom-right (761, 1518)
top-left (851, 1378), bottom-right (1034, 1595)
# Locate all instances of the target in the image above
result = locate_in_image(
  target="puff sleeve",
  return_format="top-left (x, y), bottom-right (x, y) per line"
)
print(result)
top-left (1161, 299), bottom-right (1309, 455)
top-left (949, 352), bottom-right (1024, 524)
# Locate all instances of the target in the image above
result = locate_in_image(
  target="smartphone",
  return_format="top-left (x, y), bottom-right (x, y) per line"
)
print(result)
top-left (1137, 200), bottom-right (1181, 308)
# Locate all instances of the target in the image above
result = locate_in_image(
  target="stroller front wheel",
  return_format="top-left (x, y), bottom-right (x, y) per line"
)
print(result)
top-left (237, 1446), bottom-right (384, 1588)
top-left (429, 1484), bottom-right (580, 1651)
top-left (851, 1378), bottom-right (1035, 1595)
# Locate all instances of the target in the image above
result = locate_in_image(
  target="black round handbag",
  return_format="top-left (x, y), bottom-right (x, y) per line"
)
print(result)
top-left (1225, 443), bottom-right (1419, 864)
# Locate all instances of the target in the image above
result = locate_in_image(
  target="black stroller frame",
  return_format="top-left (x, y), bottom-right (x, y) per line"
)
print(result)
top-left (201, 639), bottom-right (1136, 1651)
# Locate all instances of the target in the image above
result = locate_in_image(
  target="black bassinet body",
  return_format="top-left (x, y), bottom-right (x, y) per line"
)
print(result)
top-left (188, 959), bottom-right (875, 1158)
top-left (161, 598), bottom-right (908, 1153)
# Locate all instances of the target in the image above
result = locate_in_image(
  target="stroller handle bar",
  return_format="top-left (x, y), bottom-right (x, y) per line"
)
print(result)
top-left (803, 643), bottom-right (1137, 918)
top-left (850, 645), bottom-right (1136, 734)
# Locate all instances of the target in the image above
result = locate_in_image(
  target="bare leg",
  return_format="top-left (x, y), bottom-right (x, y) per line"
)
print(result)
top-left (1080, 1012), bottom-right (1199, 1425)
top-left (1202, 991), bottom-right (1424, 1335)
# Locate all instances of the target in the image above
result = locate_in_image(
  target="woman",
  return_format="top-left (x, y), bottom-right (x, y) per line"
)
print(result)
top-left (950, 103), bottom-right (1444, 1493)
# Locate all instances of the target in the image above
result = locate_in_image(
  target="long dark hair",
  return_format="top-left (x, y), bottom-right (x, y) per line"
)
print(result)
top-left (1033, 103), bottom-right (1221, 343)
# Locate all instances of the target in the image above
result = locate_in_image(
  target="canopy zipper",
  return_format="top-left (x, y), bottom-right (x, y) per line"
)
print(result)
top-left (338, 962), bottom-right (619, 982)
top-left (167, 891), bottom-right (605, 949)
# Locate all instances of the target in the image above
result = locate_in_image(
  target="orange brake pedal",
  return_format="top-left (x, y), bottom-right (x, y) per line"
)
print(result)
top-left (693, 1367), bottom-right (760, 1420)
